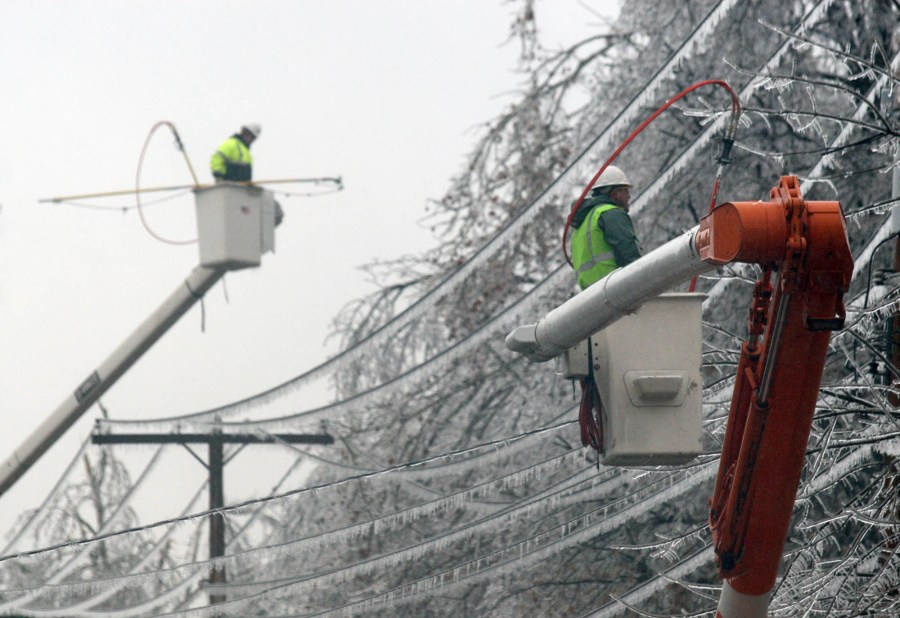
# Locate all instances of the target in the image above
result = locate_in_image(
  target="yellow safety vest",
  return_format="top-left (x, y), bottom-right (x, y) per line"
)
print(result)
top-left (571, 203), bottom-right (619, 290)
top-left (210, 136), bottom-right (253, 181)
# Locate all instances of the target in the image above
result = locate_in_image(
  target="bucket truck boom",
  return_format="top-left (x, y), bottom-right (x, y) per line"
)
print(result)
top-left (506, 176), bottom-right (853, 617)
top-left (0, 266), bottom-right (224, 497)
top-left (0, 183), bottom-right (280, 498)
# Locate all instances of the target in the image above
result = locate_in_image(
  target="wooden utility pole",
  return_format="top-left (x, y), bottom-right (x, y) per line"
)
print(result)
top-left (891, 165), bottom-right (900, 407)
top-left (887, 166), bottom-right (899, 600)
top-left (92, 429), bottom-right (334, 606)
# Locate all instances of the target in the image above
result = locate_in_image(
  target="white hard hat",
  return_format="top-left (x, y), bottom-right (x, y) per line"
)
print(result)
top-left (594, 165), bottom-right (631, 189)
top-left (242, 123), bottom-right (262, 137)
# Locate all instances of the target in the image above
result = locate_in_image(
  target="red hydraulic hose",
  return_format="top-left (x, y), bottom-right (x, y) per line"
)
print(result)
top-left (562, 79), bottom-right (742, 267)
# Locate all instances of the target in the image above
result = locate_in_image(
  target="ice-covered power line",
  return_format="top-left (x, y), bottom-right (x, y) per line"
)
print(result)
top-left (0, 435), bottom-right (92, 557)
top-left (326, 440), bottom-right (893, 618)
top-left (175, 463), bottom-right (604, 601)
top-left (90, 459), bottom-right (312, 618)
top-left (0, 446), bottom-right (167, 614)
top-left (19, 482), bottom-right (208, 617)
top-left (297, 463), bottom-right (719, 618)
top-left (585, 436), bottom-right (900, 617)
top-left (0, 421), bottom-right (576, 566)
top-left (252, 421), bottom-right (578, 487)
top-left (19, 455), bottom-right (309, 617)
top-left (10, 410), bottom-right (720, 612)
top-left (97, 267), bottom-right (571, 433)
top-left (7, 451), bottom-right (600, 608)
top-left (587, 545), bottom-right (716, 618)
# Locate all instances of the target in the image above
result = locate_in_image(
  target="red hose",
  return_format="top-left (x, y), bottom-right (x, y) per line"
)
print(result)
top-left (562, 79), bottom-right (742, 266)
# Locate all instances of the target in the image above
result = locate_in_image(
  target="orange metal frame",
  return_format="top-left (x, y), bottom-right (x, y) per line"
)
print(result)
top-left (696, 177), bottom-right (854, 606)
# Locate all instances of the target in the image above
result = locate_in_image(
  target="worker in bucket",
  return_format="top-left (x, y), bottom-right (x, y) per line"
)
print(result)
top-left (569, 165), bottom-right (641, 290)
top-left (568, 165), bottom-right (641, 452)
top-left (209, 123), bottom-right (284, 225)
top-left (210, 123), bottom-right (261, 182)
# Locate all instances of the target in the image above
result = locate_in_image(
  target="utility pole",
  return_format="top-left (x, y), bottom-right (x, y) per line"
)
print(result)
top-left (885, 164), bottom-right (899, 598)
top-left (891, 164), bottom-right (899, 407)
top-left (92, 428), bottom-right (334, 606)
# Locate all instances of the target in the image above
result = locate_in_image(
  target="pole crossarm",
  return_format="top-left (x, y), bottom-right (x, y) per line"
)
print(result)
top-left (90, 428), bottom-right (334, 606)
top-left (91, 432), bottom-right (335, 445)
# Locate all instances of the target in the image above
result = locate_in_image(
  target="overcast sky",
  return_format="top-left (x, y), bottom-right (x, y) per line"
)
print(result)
top-left (0, 1), bottom-right (617, 538)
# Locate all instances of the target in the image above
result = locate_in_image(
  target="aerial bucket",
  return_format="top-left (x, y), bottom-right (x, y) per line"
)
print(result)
top-left (194, 183), bottom-right (277, 270)
top-left (589, 293), bottom-right (705, 466)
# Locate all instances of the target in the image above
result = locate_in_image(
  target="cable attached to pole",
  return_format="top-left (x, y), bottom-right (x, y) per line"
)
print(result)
top-left (39, 177), bottom-right (344, 205)
top-left (562, 79), bottom-right (742, 268)
top-left (689, 85), bottom-right (743, 292)
top-left (170, 124), bottom-right (201, 187)
top-left (135, 120), bottom-right (201, 246)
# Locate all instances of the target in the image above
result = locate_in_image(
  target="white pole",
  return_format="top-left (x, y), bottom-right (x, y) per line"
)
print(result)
top-left (0, 266), bottom-right (224, 497)
top-left (716, 581), bottom-right (770, 618)
top-left (505, 227), bottom-right (714, 362)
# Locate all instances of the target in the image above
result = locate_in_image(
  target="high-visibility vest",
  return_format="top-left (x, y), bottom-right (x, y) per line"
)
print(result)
top-left (571, 202), bottom-right (619, 290)
top-left (210, 136), bottom-right (253, 181)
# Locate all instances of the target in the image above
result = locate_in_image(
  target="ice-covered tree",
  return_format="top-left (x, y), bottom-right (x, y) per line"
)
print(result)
top-left (308, 0), bottom-right (900, 615)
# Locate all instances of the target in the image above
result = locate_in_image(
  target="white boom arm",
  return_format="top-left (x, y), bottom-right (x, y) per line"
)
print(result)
top-left (0, 183), bottom-right (280, 498)
top-left (505, 227), bottom-right (714, 362)
top-left (0, 266), bottom-right (224, 496)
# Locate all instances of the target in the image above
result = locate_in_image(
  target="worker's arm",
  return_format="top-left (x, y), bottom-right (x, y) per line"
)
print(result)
top-left (598, 208), bottom-right (641, 266)
top-left (210, 137), bottom-right (242, 180)
top-left (210, 142), bottom-right (229, 179)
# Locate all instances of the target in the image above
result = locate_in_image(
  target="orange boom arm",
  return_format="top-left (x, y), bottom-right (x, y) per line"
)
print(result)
top-left (698, 176), bottom-right (854, 615)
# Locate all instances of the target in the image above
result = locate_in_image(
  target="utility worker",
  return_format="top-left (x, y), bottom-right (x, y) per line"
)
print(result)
top-left (209, 123), bottom-right (284, 225)
top-left (568, 165), bottom-right (641, 453)
top-left (570, 165), bottom-right (641, 289)
top-left (210, 123), bottom-right (261, 182)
